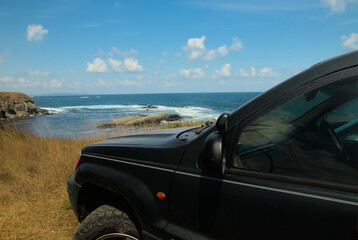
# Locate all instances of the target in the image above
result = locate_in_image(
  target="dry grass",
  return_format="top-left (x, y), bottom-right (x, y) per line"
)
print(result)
top-left (160, 120), bottom-right (208, 129)
top-left (0, 127), bottom-right (103, 240)
top-left (0, 120), bottom-right (203, 239)
top-left (0, 92), bottom-right (33, 101)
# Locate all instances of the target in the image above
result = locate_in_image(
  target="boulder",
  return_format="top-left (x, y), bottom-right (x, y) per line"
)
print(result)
top-left (142, 105), bottom-right (158, 110)
top-left (98, 112), bottom-right (182, 128)
top-left (0, 92), bottom-right (51, 120)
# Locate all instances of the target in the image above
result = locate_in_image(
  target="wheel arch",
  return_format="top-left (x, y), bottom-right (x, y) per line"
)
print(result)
top-left (77, 183), bottom-right (139, 228)
top-left (74, 162), bottom-right (168, 237)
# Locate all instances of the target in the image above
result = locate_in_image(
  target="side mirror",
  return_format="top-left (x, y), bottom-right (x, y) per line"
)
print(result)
top-left (199, 113), bottom-right (229, 176)
top-left (216, 112), bottom-right (229, 133)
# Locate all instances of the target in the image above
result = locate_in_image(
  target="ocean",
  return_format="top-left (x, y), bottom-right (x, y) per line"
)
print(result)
top-left (6, 92), bottom-right (261, 138)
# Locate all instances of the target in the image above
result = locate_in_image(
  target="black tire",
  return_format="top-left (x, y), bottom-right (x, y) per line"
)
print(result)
top-left (73, 205), bottom-right (140, 240)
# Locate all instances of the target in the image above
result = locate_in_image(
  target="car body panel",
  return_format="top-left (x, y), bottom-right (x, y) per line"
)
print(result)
top-left (71, 127), bottom-right (194, 238)
top-left (164, 53), bottom-right (358, 240)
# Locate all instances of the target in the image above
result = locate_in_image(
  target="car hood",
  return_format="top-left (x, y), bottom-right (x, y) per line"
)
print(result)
top-left (96, 127), bottom-right (194, 146)
top-left (81, 127), bottom-right (195, 167)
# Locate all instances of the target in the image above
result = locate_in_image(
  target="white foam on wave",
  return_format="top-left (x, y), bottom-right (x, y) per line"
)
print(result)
top-left (155, 105), bottom-right (217, 120)
top-left (42, 107), bottom-right (67, 113)
top-left (44, 104), bottom-right (143, 112)
top-left (42, 104), bottom-right (220, 120)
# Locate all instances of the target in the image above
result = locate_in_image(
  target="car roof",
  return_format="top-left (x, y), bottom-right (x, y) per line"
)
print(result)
top-left (228, 50), bottom-right (358, 130)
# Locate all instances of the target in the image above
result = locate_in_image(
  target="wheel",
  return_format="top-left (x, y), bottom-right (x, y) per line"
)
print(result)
top-left (73, 205), bottom-right (140, 240)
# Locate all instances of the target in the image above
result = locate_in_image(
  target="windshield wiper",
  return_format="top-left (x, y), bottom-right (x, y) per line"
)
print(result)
top-left (195, 121), bottom-right (215, 134)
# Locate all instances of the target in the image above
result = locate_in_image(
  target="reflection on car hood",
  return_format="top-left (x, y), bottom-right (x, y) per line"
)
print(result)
top-left (81, 127), bottom-right (195, 166)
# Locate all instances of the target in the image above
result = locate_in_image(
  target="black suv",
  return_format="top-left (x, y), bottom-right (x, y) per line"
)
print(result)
top-left (68, 51), bottom-right (358, 240)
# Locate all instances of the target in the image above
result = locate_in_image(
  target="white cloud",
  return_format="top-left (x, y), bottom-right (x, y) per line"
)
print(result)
top-left (230, 38), bottom-right (244, 51)
top-left (183, 36), bottom-right (206, 59)
top-left (0, 76), bottom-right (14, 83)
top-left (109, 47), bottom-right (138, 58)
top-left (50, 79), bottom-right (62, 88)
top-left (165, 81), bottom-right (176, 88)
top-left (203, 45), bottom-right (228, 61)
top-left (0, 50), bottom-right (10, 63)
top-left (107, 58), bottom-right (123, 72)
top-left (68, 82), bottom-right (80, 87)
top-left (214, 63), bottom-right (231, 78)
top-left (96, 49), bottom-right (106, 56)
top-left (0, 76), bottom-right (59, 88)
top-left (86, 58), bottom-right (108, 73)
top-left (96, 78), bottom-right (113, 87)
top-left (237, 67), bottom-right (257, 77)
top-left (321, 0), bottom-right (357, 13)
top-left (250, 67), bottom-right (256, 76)
top-left (237, 69), bottom-right (251, 77)
top-left (236, 66), bottom-right (278, 77)
top-left (166, 73), bottom-right (177, 81)
top-left (165, 79), bottom-right (183, 88)
top-left (136, 75), bottom-right (144, 80)
top-left (73, 23), bottom-right (100, 28)
top-left (107, 56), bottom-right (143, 72)
top-left (29, 70), bottom-right (50, 77)
top-left (14, 78), bottom-right (40, 87)
top-left (24, 80), bottom-right (40, 87)
top-left (123, 58), bottom-right (143, 72)
top-left (184, 36), bottom-right (234, 61)
top-left (203, 49), bottom-right (217, 61)
top-left (26, 24), bottom-right (49, 41)
top-left (218, 45), bottom-right (229, 57)
top-left (259, 67), bottom-right (278, 77)
top-left (119, 80), bottom-right (142, 87)
top-left (179, 68), bottom-right (205, 79)
top-left (110, 46), bottom-right (121, 56)
top-left (342, 33), bottom-right (358, 51)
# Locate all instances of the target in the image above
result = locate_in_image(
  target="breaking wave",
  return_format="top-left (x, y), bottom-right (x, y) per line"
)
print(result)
top-left (42, 104), bottom-right (219, 121)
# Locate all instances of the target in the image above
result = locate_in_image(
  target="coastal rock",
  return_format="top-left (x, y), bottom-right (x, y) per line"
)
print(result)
top-left (0, 92), bottom-right (51, 120)
top-left (142, 105), bottom-right (158, 110)
top-left (98, 112), bottom-right (182, 128)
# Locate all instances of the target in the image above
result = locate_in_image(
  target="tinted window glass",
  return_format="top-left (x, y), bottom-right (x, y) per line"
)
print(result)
top-left (233, 78), bottom-right (358, 186)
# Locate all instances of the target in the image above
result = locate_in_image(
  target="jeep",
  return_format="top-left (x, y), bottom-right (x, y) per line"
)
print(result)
top-left (68, 50), bottom-right (358, 240)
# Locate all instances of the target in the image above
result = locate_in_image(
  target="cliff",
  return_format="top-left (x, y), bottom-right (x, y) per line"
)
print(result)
top-left (0, 92), bottom-right (50, 119)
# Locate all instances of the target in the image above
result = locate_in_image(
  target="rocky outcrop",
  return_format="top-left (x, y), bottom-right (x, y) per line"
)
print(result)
top-left (98, 112), bottom-right (182, 128)
top-left (0, 92), bottom-right (50, 120)
top-left (142, 105), bottom-right (158, 110)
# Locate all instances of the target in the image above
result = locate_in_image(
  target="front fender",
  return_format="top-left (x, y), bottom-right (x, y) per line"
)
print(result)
top-left (74, 159), bottom-right (174, 236)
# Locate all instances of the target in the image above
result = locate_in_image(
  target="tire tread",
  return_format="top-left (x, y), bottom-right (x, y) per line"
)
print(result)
top-left (73, 205), bottom-right (139, 240)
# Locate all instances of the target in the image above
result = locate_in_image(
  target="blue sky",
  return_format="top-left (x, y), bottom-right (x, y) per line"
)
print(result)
top-left (0, 0), bottom-right (357, 95)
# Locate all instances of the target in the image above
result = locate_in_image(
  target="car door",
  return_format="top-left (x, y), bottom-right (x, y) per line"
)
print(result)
top-left (164, 70), bottom-right (358, 240)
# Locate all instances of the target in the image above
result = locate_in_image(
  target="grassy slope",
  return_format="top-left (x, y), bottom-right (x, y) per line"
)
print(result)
top-left (0, 129), bottom-right (99, 240)
top-left (0, 92), bottom-right (33, 101)
top-left (0, 121), bottom-right (204, 239)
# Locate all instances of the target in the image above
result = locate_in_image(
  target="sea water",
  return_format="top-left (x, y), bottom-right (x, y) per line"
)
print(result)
top-left (7, 92), bottom-right (260, 138)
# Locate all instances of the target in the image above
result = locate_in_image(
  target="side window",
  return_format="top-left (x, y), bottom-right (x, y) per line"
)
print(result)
top-left (233, 78), bottom-right (358, 186)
